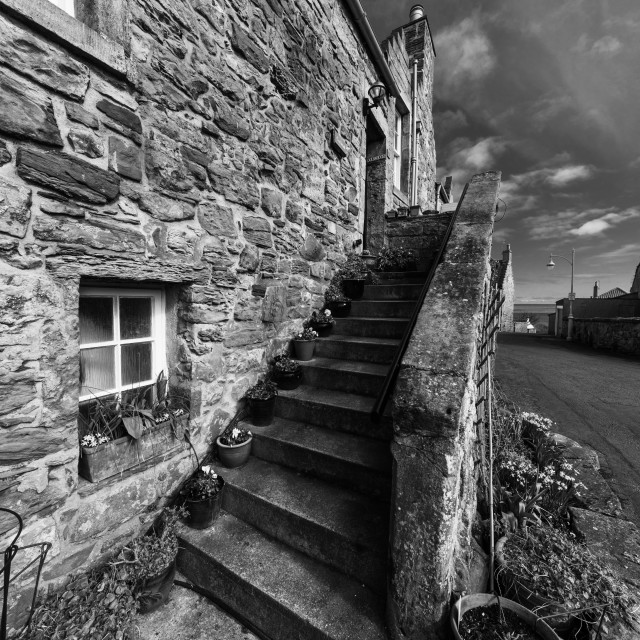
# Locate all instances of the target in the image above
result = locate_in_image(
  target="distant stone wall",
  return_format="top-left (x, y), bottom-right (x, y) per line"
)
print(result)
top-left (573, 318), bottom-right (640, 354)
top-left (388, 172), bottom-right (501, 639)
top-left (0, 0), bottom-right (437, 628)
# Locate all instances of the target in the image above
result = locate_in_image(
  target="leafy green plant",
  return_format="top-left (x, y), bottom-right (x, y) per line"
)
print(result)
top-left (305, 309), bottom-right (334, 327)
top-left (324, 281), bottom-right (348, 303)
top-left (375, 247), bottom-right (416, 271)
top-left (23, 563), bottom-right (137, 640)
top-left (294, 327), bottom-right (318, 341)
top-left (271, 353), bottom-right (302, 375)
top-left (218, 426), bottom-right (252, 446)
top-left (181, 465), bottom-right (224, 501)
top-left (337, 253), bottom-right (369, 280)
top-left (245, 379), bottom-right (277, 401)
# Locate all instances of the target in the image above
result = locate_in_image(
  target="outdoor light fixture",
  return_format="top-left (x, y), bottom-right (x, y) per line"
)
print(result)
top-left (546, 249), bottom-right (576, 341)
top-left (363, 82), bottom-right (386, 116)
top-left (416, 120), bottom-right (423, 135)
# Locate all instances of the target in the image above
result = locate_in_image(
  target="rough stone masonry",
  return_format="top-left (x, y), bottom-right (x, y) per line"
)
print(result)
top-left (0, 0), bottom-right (440, 633)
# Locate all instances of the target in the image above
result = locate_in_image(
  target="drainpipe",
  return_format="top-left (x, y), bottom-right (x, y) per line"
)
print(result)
top-left (410, 60), bottom-right (418, 206)
top-left (342, 0), bottom-right (401, 100)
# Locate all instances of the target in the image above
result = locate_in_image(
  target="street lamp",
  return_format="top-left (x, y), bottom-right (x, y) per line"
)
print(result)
top-left (547, 249), bottom-right (575, 341)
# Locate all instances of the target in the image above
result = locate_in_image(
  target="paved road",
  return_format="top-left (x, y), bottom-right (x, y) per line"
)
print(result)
top-left (494, 332), bottom-right (640, 526)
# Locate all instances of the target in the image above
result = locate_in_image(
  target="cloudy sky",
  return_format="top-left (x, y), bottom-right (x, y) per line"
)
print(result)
top-left (362, 0), bottom-right (640, 303)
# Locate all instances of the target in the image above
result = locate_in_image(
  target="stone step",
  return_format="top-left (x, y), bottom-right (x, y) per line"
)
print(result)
top-left (247, 417), bottom-right (391, 499)
top-left (333, 316), bottom-right (408, 339)
top-left (276, 385), bottom-right (392, 440)
top-left (299, 357), bottom-right (388, 397)
top-left (349, 299), bottom-right (415, 318)
top-left (220, 458), bottom-right (388, 593)
top-left (363, 283), bottom-right (422, 300)
top-left (315, 335), bottom-right (400, 364)
top-left (178, 513), bottom-right (387, 640)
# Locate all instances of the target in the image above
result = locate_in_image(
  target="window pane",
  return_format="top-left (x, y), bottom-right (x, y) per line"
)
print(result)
top-left (120, 297), bottom-right (152, 339)
top-left (121, 343), bottom-right (152, 386)
top-left (79, 298), bottom-right (114, 345)
top-left (80, 346), bottom-right (115, 396)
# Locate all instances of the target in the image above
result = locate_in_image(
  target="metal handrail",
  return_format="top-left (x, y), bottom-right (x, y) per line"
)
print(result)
top-left (371, 182), bottom-right (469, 421)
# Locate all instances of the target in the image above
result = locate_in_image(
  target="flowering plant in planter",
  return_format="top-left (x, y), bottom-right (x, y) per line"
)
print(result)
top-left (324, 281), bottom-right (349, 304)
top-left (271, 353), bottom-right (303, 390)
top-left (337, 253), bottom-right (369, 281)
top-left (219, 426), bottom-right (252, 447)
top-left (181, 464), bottom-right (224, 501)
top-left (294, 327), bottom-right (318, 341)
top-left (306, 309), bottom-right (333, 326)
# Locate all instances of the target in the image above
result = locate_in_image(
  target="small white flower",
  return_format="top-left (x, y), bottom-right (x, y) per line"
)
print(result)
top-left (232, 427), bottom-right (240, 438)
top-left (324, 309), bottom-right (332, 317)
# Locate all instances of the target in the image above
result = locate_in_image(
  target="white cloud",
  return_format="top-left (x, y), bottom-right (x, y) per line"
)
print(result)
top-left (546, 165), bottom-right (592, 186)
top-left (435, 14), bottom-right (496, 102)
top-left (573, 33), bottom-right (622, 56)
top-left (593, 243), bottom-right (640, 263)
top-left (525, 207), bottom-right (640, 240)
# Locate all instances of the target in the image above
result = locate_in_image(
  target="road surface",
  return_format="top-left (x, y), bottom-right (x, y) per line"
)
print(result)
top-left (494, 332), bottom-right (640, 525)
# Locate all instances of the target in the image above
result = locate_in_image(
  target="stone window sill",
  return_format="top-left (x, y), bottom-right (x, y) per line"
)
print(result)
top-left (0, 0), bottom-right (129, 79)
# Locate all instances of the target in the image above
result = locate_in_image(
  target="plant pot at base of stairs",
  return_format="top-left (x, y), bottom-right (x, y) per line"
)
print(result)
top-left (137, 559), bottom-right (177, 614)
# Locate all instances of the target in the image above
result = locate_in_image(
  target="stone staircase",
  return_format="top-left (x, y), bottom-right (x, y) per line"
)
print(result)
top-left (177, 270), bottom-right (427, 640)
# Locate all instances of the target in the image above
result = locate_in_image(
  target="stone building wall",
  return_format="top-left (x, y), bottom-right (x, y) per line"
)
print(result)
top-left (0, 0), bottom-right (435, 621)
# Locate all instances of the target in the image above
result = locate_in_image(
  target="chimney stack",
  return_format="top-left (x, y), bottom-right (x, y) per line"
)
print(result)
top-left (593, 280), bottom-right (599, 298)
top-left (409, 4), bottom-right (424, 22)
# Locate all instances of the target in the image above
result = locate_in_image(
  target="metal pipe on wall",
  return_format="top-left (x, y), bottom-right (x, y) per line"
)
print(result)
top-left (410, 60), bottom-right (418, 206)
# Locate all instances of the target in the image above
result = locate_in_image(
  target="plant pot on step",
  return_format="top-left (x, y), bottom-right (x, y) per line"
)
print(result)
top-left (248, 396), bottom-right (276, 426)
top-left (216, 435), bottom-right (253, 468)
top-left (183, 492), bottom-right (223, 529)
top-left (273, 368), bottom-right (302, 390)
top-left (326, 300), bottom-right (351, 317)
top-left (137, 559), bottom-right (176, 614)
top-left (293, 339), bottom-right (315, 361)
top-left (451, 593), bottom-right (561, 640)
top-left (342, 278), bottom-right (365, 300)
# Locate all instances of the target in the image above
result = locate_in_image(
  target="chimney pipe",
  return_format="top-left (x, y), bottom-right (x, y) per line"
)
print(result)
top-left (593, 280), bottom-right (599, 298)
top-left (409, 4), bottom-right (424, 22)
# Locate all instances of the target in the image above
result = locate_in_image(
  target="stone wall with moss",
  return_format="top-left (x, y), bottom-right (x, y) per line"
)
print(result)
top-left (0, 0), bottom-right (436, 628)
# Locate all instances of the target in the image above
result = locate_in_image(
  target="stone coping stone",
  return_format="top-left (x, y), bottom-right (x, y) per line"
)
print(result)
top-left (136, 571), bottom-right (259, 640)
top-left (550, 433), bottom-right (622, 517)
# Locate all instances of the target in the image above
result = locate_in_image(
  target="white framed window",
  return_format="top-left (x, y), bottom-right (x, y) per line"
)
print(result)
top-left (48, 0), bottom-right (75, 17)
top-left (394, 112), bottom-right (402, 191)
top-left (78, 287), bottom-right (166, 402)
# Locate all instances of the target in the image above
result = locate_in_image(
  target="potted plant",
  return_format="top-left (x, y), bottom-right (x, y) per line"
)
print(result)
top-left (375, 246), bottom-right (417, 272)
top-left (180, 464), bottom-right (225, 530)
top-left (324, 280), bottom-right (351, 317)
top-left (293, 327), bottom-right (318, 361)
top-left (78, 372), bottom-right (189, 483)
top-left (271, 353), bottom-right (303, 390)
top-left (245, 379), bottom-right (278, 426)
top-left (116, 506), bottom-right (185, 614)
top-left (217, 425), bottom-right (253, 468)
top-left (305, 309), bottom-right (334, 337)
top-left (360, 249), bottom-right (378, 270)
top-left (338, 253), bottom-right (369, 299)
top-left (451, 593), bottom-right (560, 640)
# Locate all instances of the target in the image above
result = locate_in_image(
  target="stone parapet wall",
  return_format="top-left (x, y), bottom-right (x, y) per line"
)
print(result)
top-left (0, 0), bottom-right (435, 623)
top-left (385, 211), bottom-right (454, 268)
top-left (388, 172), bottom-right (501, 639)
top-left (572, 318), bottom-right (640, 355)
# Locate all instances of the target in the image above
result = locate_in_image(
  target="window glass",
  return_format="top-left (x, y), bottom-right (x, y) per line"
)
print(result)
top-left (80, 346), bottom-right (116, 397)
top-left (120, 297), bottom-right (152, 340)
top-left (79, 297), bottom-right (114, 345)
top-left (394, 112), bottom-right (402, 191)
top-left (121, 342), bottom-right (153, 386)
top-left (48, 0), bottom-right (75, 16)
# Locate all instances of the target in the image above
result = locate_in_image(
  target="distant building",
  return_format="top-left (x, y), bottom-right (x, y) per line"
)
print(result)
top-left (492, 244), bottom-right (514, 331)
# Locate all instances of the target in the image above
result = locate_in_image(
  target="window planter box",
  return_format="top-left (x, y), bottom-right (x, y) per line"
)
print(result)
top-left (78, 416), bottom-right (187, 483)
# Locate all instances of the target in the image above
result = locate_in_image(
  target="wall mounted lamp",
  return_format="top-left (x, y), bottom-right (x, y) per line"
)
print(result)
top-left (362, 82), bottom-right (386, 116)
top-left (416, 120), bottom-right (423, 136)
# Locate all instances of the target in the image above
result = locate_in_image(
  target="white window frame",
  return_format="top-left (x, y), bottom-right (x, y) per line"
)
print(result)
top-left (78, 287), bottom-right (166, 403)
top-left (394, 112), bottom-right (402, 191)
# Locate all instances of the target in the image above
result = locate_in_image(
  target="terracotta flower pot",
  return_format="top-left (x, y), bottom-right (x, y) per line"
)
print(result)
top-left (293, 339), bottom-right (315, 361)
top-left (217, 435), bottom-right (253, 468)
top-left (342, 278), bottom-right (365, 299)
top-left (450, 593), bottom-right (560, 640)
top-left (248, 396), bottom-right (276, 426)
top-left (137, 559), bottom-right (176, 614)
